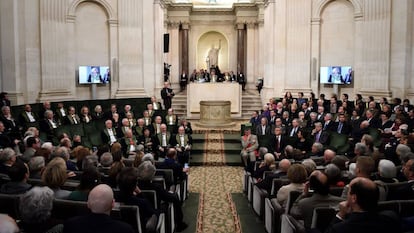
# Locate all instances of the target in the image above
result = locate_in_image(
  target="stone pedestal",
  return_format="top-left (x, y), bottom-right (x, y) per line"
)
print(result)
top-left (197, 101), bottom-right (235, 128)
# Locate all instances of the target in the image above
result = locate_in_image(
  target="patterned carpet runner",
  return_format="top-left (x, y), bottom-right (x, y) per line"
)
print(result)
top-left (188, 130), bottom-right (244, 233)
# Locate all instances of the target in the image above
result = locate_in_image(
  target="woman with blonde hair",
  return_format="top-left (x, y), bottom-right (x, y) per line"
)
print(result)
top-left (42, 157), bottom-right (72, 199)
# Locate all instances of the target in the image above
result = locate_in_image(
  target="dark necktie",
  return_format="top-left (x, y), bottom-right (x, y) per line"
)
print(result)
top-left (338, 123), bottom-right (343, 133)
top-left (276, 136), bottom-right (280, 152)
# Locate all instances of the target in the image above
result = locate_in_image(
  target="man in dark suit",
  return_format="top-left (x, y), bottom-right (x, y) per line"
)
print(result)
top-left (0, 92), bottom-right (11, 108)
top-left (150, 96), bottom-right (163, 111)
top-left (63, 184), bottom-right (135, 233)
top-left (312, 122), bottom-right (330, 145)
top-left (387, 158), bottom-right (414, 200)
top-left (38, 101), bottom-right (52, 120)
top-left (256, 117), bottom-right (272, 136)
top-left (156, 148), bottom-right (188, 185)
top-left (161, 82), bottom-right (175, 110)
top-left (323, 113), bottom-right (336, 132)
top-left (334, 114), bottom-right (351, 135)
top-left (104, 104), bottom-right (118, 120)
top-left (18, 104), bottom-right (39, 130)
top-left (270, 126), bottom-right (287, 159)
top-left (153, 124), bottom-right (172, 159)
top-left (0, 122), bottom-right (14, 149)
top-left (237, 72), bottom-right (246, 91)
top-left (101, 120), bottom-right (118, 146)
top-left (65, 106), bottom-right (81, 125)
top-left (287, 118), bottom-right (300, 138)
top-left (137, 161), bottom-right (188, 232)
top-left (326, 177), bottom-right (400, 233)
top-left (55, 102), bottom-right (68, 125)
top-left (290, 170), bottom-right (344, 229)
top-left (179, 70), bottom-right (188, 91)
top-left (173, 126), bottom-right (192, 165)
top-left (249, 111), bottom-right (261, 129)
top-left (39, 110), bottom-right (59, 142)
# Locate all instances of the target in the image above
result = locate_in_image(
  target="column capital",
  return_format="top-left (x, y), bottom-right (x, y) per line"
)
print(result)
top-left (167, 21), bottom-right (180, 29)
top-left (246, 21), bottom-right (257, 29)
top-left (181, 22), bottom-right (190, 30)
top-left (235, 22), bottom-right (245, 30)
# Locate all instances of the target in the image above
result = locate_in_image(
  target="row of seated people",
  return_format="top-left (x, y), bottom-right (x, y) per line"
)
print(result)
top-left (0, 95), bottom-right (190, 142)
top-left (245, 147), bottom-right (414, 232)
top-left (0, 143), bottom-right (190, 233)
top-left (241, 92), bottom-right (414, 232)
top-left (0, 102), bottom-right (193, 165)
top-left (243, 93), bottom-right (414, 169)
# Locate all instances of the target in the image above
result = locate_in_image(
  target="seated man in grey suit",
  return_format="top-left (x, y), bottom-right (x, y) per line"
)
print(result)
top-left (290, 170), bottom-right (344, 230)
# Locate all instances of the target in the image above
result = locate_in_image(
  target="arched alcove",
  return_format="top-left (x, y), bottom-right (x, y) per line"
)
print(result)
top-left (320, 0), bottom-right (354, 66)
top-left (75, 2), bottom-right (110, 99)
top-left (197, 31), bottom-right (229, 71)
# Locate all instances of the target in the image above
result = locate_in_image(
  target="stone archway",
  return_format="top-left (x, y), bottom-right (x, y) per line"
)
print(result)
top-left (197, 31), bottom-right (229, 71)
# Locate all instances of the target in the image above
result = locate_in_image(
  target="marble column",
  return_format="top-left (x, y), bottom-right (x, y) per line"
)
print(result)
top-left (236, 23), bottom-right (246, 74)
top-left (284, 0), bottom-right (311, 93)
top-left (38, 0), bottom-right (74, 102)
top-left (0, 0), bottom-right (26, 104)
top-left (116, 0), bottom-right (147, 98)
top-left (359, 0), bottom-right (392, 97)
top-left (180, 23), bottom-right (189, 74)
top-left (246, 22), bottom-right (256, 89)
top-left (167, 21), bottom-right (180, 85)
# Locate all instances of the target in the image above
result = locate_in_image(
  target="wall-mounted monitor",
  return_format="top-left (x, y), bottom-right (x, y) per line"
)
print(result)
top-left (78, 66), bottom-right (110, 84)
top-left (320, 66), bottom-right (352, 85)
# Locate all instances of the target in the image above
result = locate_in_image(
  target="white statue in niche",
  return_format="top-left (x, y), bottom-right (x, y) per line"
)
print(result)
top-left (207, 40), bottom-right (221, 67)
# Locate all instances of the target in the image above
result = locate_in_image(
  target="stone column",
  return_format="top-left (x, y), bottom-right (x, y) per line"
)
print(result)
top-left (358, 0), bottom-right (392, 98)
top-left (116, 0), bottom-right (147, 98)
top-left (246, 22), bottom-right (256, 90)
top-left (167, 21), bottom-right (180, 85)
top-left (0, 0), bottom-right (26, 104)
top-left (38, 0), bottom-right (74, 102)
top-left (236, 23), bottom-right (246, 74)
top-left (284, 0), bottom-right (311, 93)
top-left (180, 23), bottom-right (189, 75)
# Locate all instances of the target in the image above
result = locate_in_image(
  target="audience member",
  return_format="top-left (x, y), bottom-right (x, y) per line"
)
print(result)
top-left (277, 164), bottom-right (307, 206)
top-left (291, 170), bottom-right (344, 229)
top-left (0, 214), bottom-right (19, 233)
top-left (387, 158), bottom-right (414, 200)
top-left (0, 160), bottom-right (31, 194)
top-left (0, 148), bottom-right (17, 175)
top-left (156, 148), bottom-right (188, 185)
top-left (19, 186), bottom-right (61, 233)
top-left (326, 177), bottom-right (400, 233)
top-left (253, 153), bottom-right (276, 180)
top-left (63, 184), bottom-right (135, 233)
top-left (241, 127), bottom-right (258, 168)
top-left (42, 157), bottom-right (72, 199)
top-left (137, 161), bottom-right (188, 231)
top-left (68, 167), bottom-right (101, 201)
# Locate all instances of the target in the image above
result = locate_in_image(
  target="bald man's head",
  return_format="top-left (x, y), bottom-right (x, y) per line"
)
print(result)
top-left (323, 149), bottom-right (336, 163)
top-left (0, 214), bottom-right (19, 233)
top-left (87, 184), bottom-right (114, 215)
top-left (279, 159), bottom-right (291, 172)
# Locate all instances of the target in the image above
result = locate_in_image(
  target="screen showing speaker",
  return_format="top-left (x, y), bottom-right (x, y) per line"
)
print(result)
top-left (320, 66), bottom-right (352, 85)
top-left (78, 66), bottom-right (110, 84)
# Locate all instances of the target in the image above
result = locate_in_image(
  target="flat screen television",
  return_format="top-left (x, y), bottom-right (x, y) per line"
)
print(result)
top-left (78, 66), bottom-right (110, 84)
top-left (320, 66), bottom-right (352, 85)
